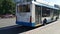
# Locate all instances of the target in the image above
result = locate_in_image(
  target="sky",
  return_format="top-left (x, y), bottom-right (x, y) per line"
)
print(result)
top-left (44, 0), bottom-right (60, 5)
top-left (14, 0), bottom-right (60, 6)
top-left (37, 0), bottom-right (60, 6)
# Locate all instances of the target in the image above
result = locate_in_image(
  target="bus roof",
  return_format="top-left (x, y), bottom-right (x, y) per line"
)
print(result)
top-left (33, 1), bottom-right (59, 10)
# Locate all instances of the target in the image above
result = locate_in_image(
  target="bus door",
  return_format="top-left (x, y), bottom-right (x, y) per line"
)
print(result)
top-left (35, 5), bottom-right (42, 25)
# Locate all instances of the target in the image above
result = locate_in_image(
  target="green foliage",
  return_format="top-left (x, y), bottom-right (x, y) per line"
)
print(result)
top-left (0, 0), bottom-right (15, 15)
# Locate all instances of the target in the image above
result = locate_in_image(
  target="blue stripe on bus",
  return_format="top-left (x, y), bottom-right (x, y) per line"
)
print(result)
top-left (16, 21), bottom-right (35, 27)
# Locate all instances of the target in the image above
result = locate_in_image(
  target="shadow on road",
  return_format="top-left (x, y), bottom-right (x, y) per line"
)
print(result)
top-left (0, 25), bottom-right (36, 34)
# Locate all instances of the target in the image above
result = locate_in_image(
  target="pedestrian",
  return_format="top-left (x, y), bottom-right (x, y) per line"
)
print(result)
top-left (43, 18), bottom-right (47, 25)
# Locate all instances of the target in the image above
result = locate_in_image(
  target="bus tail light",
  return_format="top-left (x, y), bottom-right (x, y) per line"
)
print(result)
top-left (30, 16), bottom-right (32, 23)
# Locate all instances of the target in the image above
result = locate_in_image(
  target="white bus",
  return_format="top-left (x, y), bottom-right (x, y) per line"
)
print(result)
top-left (15, 0), bottom-right (60, 27)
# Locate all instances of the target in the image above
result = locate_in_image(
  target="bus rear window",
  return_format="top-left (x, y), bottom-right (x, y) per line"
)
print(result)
top-left (18, 4), bottom-right (30, 12)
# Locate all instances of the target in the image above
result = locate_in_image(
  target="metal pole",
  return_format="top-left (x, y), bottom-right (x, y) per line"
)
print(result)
top-left (41, 6), bottom-right (42, 24)
top-left (52, 9), bottom-right (54, 20)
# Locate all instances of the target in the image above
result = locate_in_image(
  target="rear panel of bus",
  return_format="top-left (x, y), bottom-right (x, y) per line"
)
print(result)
top-left (16, 3), bottom-right (36, 27)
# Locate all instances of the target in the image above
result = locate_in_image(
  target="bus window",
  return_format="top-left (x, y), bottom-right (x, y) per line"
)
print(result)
top-left (27, 0), bottom-right (32, 2)
top-left (20, 0), bottom-right (32, 2)
top-left (34, 0), bottom-right (36, 1)
top-left (54, 10), bottom-right (58, 16)
top-left (18, 4), bottom-right (30, 12)
top-left (42, 7), bottom-right (50, 17)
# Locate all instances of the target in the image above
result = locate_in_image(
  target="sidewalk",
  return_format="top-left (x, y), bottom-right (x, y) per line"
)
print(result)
top-left (0, 18), bottom-right (16, 28)
top-left (20, 19), bottom-right (60, 34)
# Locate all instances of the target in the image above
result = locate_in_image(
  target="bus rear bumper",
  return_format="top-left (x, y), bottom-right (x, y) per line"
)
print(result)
top-left (16, 21), bottom-right (35, 27)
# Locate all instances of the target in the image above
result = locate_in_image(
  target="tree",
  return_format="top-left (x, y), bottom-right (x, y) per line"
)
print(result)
top-left (0, 0), bottom-right (15, 15)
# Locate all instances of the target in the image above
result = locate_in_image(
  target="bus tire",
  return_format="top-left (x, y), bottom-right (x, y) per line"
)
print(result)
top-left (55, 17), bottom-right (58, 21)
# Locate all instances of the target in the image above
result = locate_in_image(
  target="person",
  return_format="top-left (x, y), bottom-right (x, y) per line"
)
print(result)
top-left (43, 18), bottom-right (47, 25)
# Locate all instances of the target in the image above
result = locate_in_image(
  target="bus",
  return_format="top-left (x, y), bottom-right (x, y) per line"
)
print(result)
top-left (15, 0), bottom-right (60, 27)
